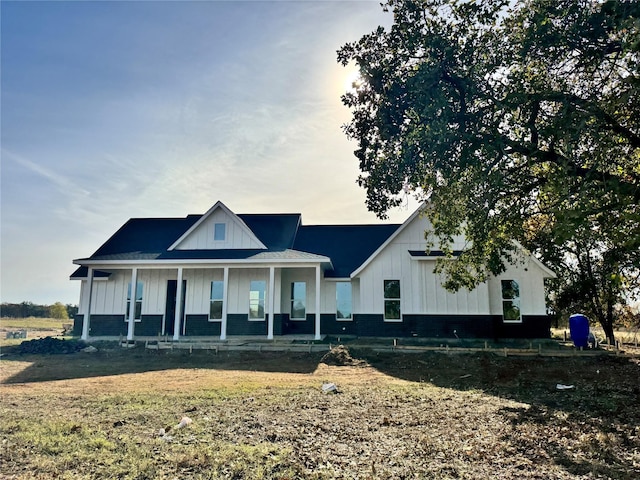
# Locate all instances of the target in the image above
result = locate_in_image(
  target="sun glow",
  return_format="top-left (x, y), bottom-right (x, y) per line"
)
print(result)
top-left (342, 66), bottom-right (363, 93)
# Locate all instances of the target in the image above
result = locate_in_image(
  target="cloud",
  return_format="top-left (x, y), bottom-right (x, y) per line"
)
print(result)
top-left (2, 149), bottom-right (90, 197)
top-left (0, 0), bottom-right (406, 304)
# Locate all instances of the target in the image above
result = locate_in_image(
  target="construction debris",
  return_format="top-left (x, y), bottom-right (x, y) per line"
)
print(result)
top-left (321, 383), bottom-right (339, 394)
top-left (556, 384), bottom-right (575, 390)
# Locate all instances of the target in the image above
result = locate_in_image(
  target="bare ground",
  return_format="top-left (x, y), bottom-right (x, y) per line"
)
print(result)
top-left (1, 345), bottom-right (639, 479)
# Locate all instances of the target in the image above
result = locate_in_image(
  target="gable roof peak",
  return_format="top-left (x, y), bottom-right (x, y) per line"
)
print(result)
top-left (168, 201), bottom-right (266, 251)
top-left (350, 204), bottom-right (428, 277)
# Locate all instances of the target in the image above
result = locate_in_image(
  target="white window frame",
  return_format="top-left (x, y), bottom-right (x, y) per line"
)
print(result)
top-left (501, 279), bottom-right (522, 323)
top-left (249, 280), bottom-right (266, 321)
top-left (383, 279), bottom-right (401, 322)
top-left (126, 281), bottom-right (143, 322)
top-left (290, 281), bottom-right (306, 321)
top-left (335, 281), bottom-right (352, 321)
top-left (209, 280), bottom-right (224, 322)
top-left (214, 223), bottom-right (226, 241)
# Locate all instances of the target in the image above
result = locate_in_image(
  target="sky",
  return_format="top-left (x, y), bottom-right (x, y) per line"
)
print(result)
top-left (1, 0), bottom-right (418, 306)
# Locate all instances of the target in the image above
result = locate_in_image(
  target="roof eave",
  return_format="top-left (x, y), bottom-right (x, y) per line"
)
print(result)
top-left (74, 257), bottom-right (332, 267)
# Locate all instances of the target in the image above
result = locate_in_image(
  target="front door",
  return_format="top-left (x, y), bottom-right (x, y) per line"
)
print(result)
top-left (164, 280), bottom-right (186, 335)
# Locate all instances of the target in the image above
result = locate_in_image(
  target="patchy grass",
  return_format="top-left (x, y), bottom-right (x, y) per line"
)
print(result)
top-left (0, 317), bottom-right (69, 349)
top-left (591, 327), bottom-right (640, 346)
top-left (551, 327), bottom-right (638, 343)
top-left (1, 347), bottom-right (639, 479)
top-left (0, 317), bottom-right (68, 330)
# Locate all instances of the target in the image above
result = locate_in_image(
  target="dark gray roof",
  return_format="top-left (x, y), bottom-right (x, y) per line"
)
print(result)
top-left (69, 267), bottom-right (112, 279)
top-left (237, 214), bottom-right (300, 249)
top-left (74, 212), bottom-right (401, 277)
top-left (91, 217), bottom-right (201, 258)
top-left (293, 224), bottom-right (401, 277)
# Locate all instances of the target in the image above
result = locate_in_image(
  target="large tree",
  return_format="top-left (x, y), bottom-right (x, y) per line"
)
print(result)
top-left (338, 0), bottom-right (640, 344)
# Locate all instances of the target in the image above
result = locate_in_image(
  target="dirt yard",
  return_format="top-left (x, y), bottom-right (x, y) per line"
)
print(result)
top-left (1, 345), bottom-right (639, 479)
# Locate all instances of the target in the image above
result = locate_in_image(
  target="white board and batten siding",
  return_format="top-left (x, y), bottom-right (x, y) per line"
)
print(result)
top-left (79, 272), bottom-right (126, 315)
top-left (351, 278), bottom-right (361, 314)
top-left (81, 266), bottom-right (327, 319)
top-left (280, 267), bottom-right (324, 315)
top-left (225, 268), bottom-right (281, 316)
top-left (488, 258), bottom-right (550, 316)
top-left (103, 268), bottom-right (286, 317)
top-left (182, 269), bottom-right (220, 315)
top-left (317, 280), bottom-right (343, 316)
top-left (355, 213), bottom-right (490, 316)
top-left (139, 269), bottom-right (179, 315)
top-left (83, 269), bottom-right (177, 316)
top-left (416, 263), bottom-right (490, 315)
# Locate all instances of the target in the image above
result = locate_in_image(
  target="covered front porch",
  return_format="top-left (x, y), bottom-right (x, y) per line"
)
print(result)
top-left (74, 257), bottom-right (329, 342)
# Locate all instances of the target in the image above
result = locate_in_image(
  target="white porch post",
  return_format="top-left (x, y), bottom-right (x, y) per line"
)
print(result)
top-left (315, 265), bottom-right (321, 340)
top-left (173, 267), bottom-right (183, 341)
top-left (127, 268), bottom-right (138, 341)
top-left (81, 267), bottom-right (93, 341)
top-left (268, 266), bottom-right (275, 340)
top-left (220, 267), bottom-right (229, 340)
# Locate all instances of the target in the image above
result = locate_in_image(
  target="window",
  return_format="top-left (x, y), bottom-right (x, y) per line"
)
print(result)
top-left (127, 281), bottom-right (143, 321)
top-left (214, 223), bottom-right (226, 241)
top-left (290, 282), bottom-right (306, 320)
top-left (384, 280), bottom-right (401, 321)
top-left (336, 282), bottom-right (352, 320)
top-left (249, 280), bottom-right (266, 320)
top-left (210, 281), bottom-right (224, 320)
top-left (501, 280), bottom-right (521, 322)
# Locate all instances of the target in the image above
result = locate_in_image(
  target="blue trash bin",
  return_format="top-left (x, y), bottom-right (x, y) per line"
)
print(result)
top-left (569, 314), bottom-right (589, 348)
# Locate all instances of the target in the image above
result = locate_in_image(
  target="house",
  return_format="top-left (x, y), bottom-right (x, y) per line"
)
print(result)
top-left (71, 201), bottom-right (555, 341)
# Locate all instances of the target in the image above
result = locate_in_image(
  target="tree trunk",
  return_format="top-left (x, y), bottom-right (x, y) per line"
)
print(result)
top-left (601, 320), bottom-right (616, 346)
top-left (593, 292), bottom-right (616, 345)
top-left (601, 281), bottom-right (617, 346)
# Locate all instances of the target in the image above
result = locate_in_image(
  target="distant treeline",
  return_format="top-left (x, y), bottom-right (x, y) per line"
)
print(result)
top-left (1, 302), bottom-right (78, 319)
